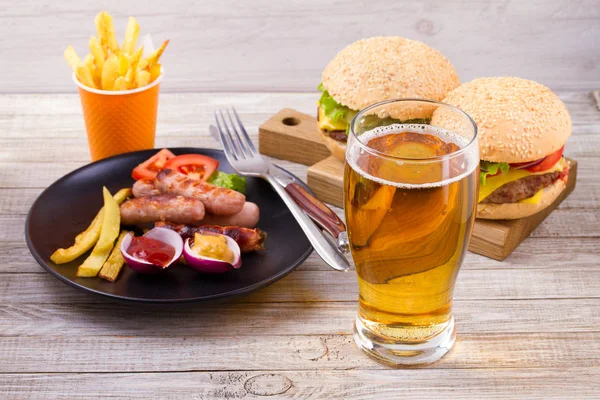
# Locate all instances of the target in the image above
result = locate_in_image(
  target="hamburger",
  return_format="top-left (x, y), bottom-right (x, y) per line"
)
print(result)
top-left (317, 36), bottom-right (460, 161)
top-left (437, 77), bottom-right (572, 220)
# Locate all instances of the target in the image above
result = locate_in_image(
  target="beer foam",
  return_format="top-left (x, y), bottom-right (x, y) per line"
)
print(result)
top-left (347, 124), bottom-right (479, 189)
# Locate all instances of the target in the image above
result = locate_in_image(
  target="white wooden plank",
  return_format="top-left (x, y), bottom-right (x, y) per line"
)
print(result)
top-left (7, 134), bottom-right (600, 165)
top-left (0, 299), bottom-right (597, 337)
top-left (1, 368), bottom-right (598, 400)
top-left (3, 238), bottom-right (600, 274)
top-left (0, 1), bottom-right (599, 93)
top-left (1, 332), bottom-right (599, 373)
top-left (0, 268), bottom-right (598, 305)
top-left (0, 92), bottom-right (598, 141)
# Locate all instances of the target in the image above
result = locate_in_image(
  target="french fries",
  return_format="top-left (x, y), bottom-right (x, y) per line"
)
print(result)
top-left (89, 36), bottom-right (105, 69)
top-left (98, 230), bottom-right (129, 282)
top-left (118, 52), bottom-right (129, 76)
top-left (77, 187), bottom-right (121, 278)
top-left (101, 54), bottom-right (119, 90)
top-left (65, 11), bottom-right (168, 91)
top-left (129, 47), bottom-right (144, 71)
top-left (63, 46), bottom-right (80, 71)
top-left (149, 63), bottom-right (161, 82)
top-left (145, 40), bottom-right (169, 67)
top-left (95, 11), bottom-right (119, 54)
top-left (136, 70), bottom-right (150, 87)
top-left (112, 76), bottom-right (128, 91)
top-left (77, 61), bottom-right (96, 89)
top-left (50, 188), bottom-right (132, 264)
top-left (122, 17), bottom-right (140, 54)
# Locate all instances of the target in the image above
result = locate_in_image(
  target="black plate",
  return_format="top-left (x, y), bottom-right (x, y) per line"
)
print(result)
top-left (25, 148), bottom-right (313, 303)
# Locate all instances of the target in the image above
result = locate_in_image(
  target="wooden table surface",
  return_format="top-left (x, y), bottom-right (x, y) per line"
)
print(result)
top-left (1, 91), bottom-right (599, 399)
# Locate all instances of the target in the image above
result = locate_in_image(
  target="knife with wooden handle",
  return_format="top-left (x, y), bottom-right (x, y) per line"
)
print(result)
top-left (209, 124), bottom-right (350, 253)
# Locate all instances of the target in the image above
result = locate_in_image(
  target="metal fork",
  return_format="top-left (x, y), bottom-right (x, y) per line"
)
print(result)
top-left (214, 108), bottom-right (350, 272)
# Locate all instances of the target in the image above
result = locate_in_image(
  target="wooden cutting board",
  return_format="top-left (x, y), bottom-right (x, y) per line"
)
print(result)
top-left (259, 109), bottom-right (578, 261)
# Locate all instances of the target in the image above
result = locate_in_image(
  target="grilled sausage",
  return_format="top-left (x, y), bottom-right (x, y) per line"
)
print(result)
top-left (120, 195), bottom-right (205, 225)
top-left (200, 202), bottom-right (260, 228)
top-left (132, 179), bottom-right (160, 197)
top-left (156, 222), bottom-right (266, 253)
top-left (154, 169), bottom-right (245, 216)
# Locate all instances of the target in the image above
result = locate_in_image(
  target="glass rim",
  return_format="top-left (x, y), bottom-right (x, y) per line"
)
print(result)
top-left (349, 98), bottom-right (478, 163)
top-left (72, 67), bottom-right (164, 95)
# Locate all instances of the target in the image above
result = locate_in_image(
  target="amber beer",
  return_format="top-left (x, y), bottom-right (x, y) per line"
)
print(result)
top-left (344, 100), bottom-right (479, 365)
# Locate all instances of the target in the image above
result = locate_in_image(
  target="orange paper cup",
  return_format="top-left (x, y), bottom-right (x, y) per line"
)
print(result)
top-left (74, 72), bottom-right (163, 161)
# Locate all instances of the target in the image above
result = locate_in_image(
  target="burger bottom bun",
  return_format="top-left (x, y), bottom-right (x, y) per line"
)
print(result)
top-left (319, 130), bottom-right (347, 162)
top-left (477, 179), bottom-right (566, 220)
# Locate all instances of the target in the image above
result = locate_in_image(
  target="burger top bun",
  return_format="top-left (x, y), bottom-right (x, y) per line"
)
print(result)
top-left (440, 77), bottom-right (572, 164)
top-left (321, 37), bottom-right (460, 112)
top-left (476, 179), bottom-right (566, 220)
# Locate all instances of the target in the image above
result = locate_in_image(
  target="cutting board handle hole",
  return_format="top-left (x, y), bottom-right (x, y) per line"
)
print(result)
top-left (282, 117), bottom-right (300, 126)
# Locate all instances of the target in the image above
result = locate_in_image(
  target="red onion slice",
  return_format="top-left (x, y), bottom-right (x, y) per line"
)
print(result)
top-left (121, 227), bottom-right (183, 274)
top-left (510, 158), bottom-right (544, 170)
top-left (183, 233), bottom-right (242, 274)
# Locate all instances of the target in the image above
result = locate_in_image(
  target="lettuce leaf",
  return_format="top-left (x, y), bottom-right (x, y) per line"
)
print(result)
top-left (317, 83), bottom-right (356, 127)
top-left (480, 161), bottom-right (510, 186)
top-left (207, 171), bottom-right (246, 193)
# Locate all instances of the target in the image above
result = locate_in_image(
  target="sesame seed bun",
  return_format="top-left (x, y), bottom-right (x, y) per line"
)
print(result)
top-left (476, 179), bottom-right (566, 220)
top-left (320, 36), bottom-right (460, 161)
top-left (439, 77), bottom-right (572, 163)
top-left (322, 37), bottom-right (460, 111)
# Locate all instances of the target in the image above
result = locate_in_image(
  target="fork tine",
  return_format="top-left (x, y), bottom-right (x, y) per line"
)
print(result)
top-left (220, 109), bottom-right (246, 159)
top-left (225, 109), bottom-right (252, 158)
top-left (231, 107), bottom-right (257, 155)
top-left (214, 111), bottom-right (237, 161)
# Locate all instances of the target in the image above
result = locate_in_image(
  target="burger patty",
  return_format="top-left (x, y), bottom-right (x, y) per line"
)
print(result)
top-left (316, 108), bottom-right (348, 143)
top-left (325, 130), bottom-right (348, 143)
top-left (481, 171), bottom-right (560, 204)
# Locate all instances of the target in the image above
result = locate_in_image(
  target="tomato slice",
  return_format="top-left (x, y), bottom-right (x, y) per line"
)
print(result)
top-left (131, 149), bottom-right (176, 180)
top-left (163, 154), bottom-right (219, 182)
top-left (526, 146), bottom-right (564, 173)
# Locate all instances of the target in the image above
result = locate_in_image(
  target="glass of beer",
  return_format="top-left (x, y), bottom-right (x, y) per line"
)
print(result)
top-left (344, 99), bottom-right (479, 365)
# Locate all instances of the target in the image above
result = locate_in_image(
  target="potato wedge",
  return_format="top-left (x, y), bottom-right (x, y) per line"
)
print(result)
top-left (89, 36), bottom-right (105, 69)
top-left (122, 16), bottom-right (140, 54)
top-left (51, 188), bottom-right (132, 264)
top-left (98, 230), bottom-right (129, 282)
top-left (77, 187), bottom-right (121, 277)
top-left (101, 54), bottom-right (119, 90)
top-left (63, 46), bottom-right (80, 72)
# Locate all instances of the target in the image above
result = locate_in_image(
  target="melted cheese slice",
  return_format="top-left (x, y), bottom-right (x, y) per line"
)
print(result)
top-left (519, 188), bottom-right (545, 204)
top-left (479, 158), bottom-right (567, 203)
top-left (317, 105), bottom-right (348, 131)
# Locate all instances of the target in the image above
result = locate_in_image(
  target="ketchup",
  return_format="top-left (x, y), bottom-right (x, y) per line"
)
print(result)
top-left (127, 236), bottom-right (175, 267)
